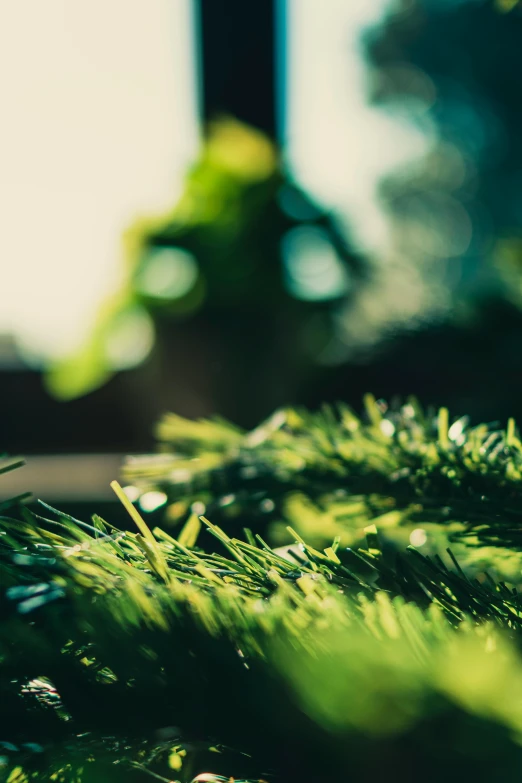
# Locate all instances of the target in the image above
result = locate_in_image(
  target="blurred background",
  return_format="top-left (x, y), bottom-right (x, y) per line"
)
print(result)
top-left (2, 0), bottom-right (522, 515)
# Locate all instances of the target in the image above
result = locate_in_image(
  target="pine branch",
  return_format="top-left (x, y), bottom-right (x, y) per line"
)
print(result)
top-left (123, 396), bottom-right (522, 554)
top-left (3, 487), bottom-right (522, 781)
top-left (7, 397), bottom-right (522, 781)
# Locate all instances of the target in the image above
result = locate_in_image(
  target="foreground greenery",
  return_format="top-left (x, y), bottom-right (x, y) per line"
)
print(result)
top-left (6, 399), bottom-right (522, 781)
top-left (125, 395), bottom-right (522, 568)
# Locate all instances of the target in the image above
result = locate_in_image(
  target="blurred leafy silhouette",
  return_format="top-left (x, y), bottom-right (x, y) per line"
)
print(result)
top-left (303, 0), bottom-right (522, 424)
top-left (46, 118), bottom-right (365, 426)
top-left (366, 0), bottom-right (522, 302)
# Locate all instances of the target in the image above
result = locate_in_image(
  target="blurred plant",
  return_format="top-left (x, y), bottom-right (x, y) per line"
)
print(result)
top-left (45, 118), bottom-right (364, 412)
top-left (364, 0), bottom-right (522, 312)
top-left (495, 0), bottom-right (520, 10)
top-left (293, 0), bottom-right (522, 427)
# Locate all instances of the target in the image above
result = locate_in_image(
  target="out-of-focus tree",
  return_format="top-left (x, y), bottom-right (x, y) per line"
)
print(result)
top-left (315, 0), bottom-right (522, 423)
top-left (365, 0), bottom-right (522, 310)
top-left (46, 118), bottom-right (365, 425)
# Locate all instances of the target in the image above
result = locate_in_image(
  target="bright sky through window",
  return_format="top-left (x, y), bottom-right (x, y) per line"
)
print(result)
top-left (0, 0), bottom-right (198, 362)
top-left (284, 0), bottom-right (430, 255)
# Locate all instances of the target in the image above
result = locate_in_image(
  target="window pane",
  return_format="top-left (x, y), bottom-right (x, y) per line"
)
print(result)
top-left (0, 0), bottom-right (198, 361)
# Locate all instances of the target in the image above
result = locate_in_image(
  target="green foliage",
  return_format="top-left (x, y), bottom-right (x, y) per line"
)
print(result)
top-left (45, 118), bottom-right (361, 404)
top-left (7, 399), bottom-right (522, 780)
top-left (124, 396), bottom-right (522, 568)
